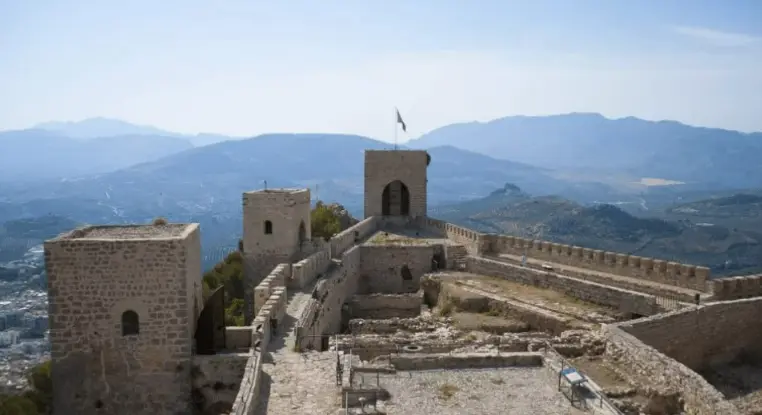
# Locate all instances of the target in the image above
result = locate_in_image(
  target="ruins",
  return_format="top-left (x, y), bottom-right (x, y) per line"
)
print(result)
top-left (44, 149), bottom-right (762, 414)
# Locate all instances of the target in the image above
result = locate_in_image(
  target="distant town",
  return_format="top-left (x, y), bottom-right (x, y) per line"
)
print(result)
top-left (0, 245), bottom-right (51, 393)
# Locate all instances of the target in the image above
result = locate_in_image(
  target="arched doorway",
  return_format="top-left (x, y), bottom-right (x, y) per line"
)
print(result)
top-left (381, 180), bottom-right (410, 216)
top-left (298, 220), bottom-right (307, 244)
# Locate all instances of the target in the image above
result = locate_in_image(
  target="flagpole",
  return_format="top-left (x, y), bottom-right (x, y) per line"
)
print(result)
top-left (393, 107), bottom-right (398, 150)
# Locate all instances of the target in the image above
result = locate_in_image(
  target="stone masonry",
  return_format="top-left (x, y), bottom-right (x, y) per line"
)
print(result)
top-left (242, 188), bottom-right (311, 322)
top-left (44, 224), bottom-right (202, 415)
top-left (364, 150), bottom-right (428, 218)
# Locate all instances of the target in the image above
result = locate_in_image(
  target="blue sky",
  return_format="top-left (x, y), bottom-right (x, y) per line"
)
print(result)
top-left (1, 0), bottom-right (761, 142)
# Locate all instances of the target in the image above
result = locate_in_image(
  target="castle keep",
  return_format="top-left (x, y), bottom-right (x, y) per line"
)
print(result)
top-left (45, 150), bottom-right (762, 415)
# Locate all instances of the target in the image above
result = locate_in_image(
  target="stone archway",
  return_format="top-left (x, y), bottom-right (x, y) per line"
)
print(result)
top-left (381, 180), bottom-right (410, 216)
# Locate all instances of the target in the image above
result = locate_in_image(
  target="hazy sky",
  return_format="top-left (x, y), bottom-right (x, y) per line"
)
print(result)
top-left (1, 0), bottom-right (761, 142)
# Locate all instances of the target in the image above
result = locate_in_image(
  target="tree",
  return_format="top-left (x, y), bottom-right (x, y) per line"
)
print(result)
top-left (151, 217), bottom-right (168, 226)
top-left (0, 360), bottom-right (52, 414)
top-left (311, 201), bottom-right (342, 241)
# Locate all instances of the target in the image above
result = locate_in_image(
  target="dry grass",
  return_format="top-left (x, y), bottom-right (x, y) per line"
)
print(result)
top-left (438, 383), bottom-right (459, 400)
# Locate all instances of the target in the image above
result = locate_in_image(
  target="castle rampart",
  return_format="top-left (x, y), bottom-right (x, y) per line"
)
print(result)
top-left (329, 216), bottom-right (379, 258)
top-left (465, 256), bottom-right (662, 316)
top-left (711, 273), bottom-right (762, 300)
top-left (602, 297), bottom-right (762, 415)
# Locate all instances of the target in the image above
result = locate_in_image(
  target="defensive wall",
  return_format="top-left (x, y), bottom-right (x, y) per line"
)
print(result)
top-left (603, 296), bottom-right (762, 415)
top-left (420, 217), bottom-right (719, 293)
top-left (711, 273), bottom-right (762, 300)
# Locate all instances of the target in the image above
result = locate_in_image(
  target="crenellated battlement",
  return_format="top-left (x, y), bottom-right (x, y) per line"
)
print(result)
top-left (710, 273), bottom-right (762, 300)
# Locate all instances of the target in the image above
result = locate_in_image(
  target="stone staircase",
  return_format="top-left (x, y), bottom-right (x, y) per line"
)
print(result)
top-left (447, 245), bottom-right (469, 270)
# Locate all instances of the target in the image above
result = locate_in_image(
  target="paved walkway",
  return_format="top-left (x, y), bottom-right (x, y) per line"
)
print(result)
top-left (254, 285), bottom-right (342, 415)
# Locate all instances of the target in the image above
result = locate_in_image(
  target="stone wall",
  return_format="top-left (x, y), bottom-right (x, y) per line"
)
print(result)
top-left (291, 249), bottom-right (331, 288)
top-left (296, 245), bottom-right (363, 350)
top-left (466, 256), bottom-right (661, 316)
top-left (613, 297), bottom-right (762, 371)
top-left (330, 216), bottom-right (379, 259)
top-left (482, 234), bottom-right (711, 291)
top-left (603, 326), bottom-right (741, 415)
top-left (229, 265), bottom-right (285, 415)
top-left (347, 293), bottom-right (423, 319)
top-left (253, 264), bottom-right (290, 315)
top-left (423, 217), bottom-right (483, 255)
top-left (193, 353), bottom-right (249, 414)
top-left (229, 350), bottom-right (265, 415)
top-left (44, 224), bottom-right (200, 415)
top-left (364, 150), bottom-right (428, 218)
top-left (711, 274), bottom-right (762, 300)
top-left (388, 352), bottom-right (543, 371)
top-left (359, 245), bottom-right (436, 293)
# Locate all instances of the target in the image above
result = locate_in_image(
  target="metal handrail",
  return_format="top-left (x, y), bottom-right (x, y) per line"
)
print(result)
top-left (543, 342), bottom-right (625, 415)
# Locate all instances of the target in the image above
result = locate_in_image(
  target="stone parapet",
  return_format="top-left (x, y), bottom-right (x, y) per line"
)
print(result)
top-left (329, 216), bottom-right (379, 258)
top-left (435, 221), bottom-right (711, 292)
top-left (292, 249), bottom-right (331, 288)
top-left (603, 326), bottom-right (741, 415)
top-left (711, 274), bottom-right (762, 300)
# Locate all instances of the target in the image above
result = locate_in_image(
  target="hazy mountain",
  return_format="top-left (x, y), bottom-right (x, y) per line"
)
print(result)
top-left (431, 187), bottom-right (762, 276)
top-left (34, 117), bottom-right (178, 140)
top-left (0, 129), bottom-right (193, 181)
top-left (34, 118), bottom-right (237, 146)
top-left (0, 134), bottom-right (610, 269)
top-left (408, 113), bottom-right (762, 189)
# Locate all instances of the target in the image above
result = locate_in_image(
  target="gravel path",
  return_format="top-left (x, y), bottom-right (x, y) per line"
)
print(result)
top-left (358, 367), bottom-right (588, 415)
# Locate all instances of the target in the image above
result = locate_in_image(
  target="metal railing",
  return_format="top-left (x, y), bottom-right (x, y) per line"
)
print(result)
top-left (542, 342), bottom-right (625, 415)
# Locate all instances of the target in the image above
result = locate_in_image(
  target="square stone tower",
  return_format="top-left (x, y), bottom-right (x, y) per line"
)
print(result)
top-left (364, 150), bottom-right (428, 218)
top-left (44, 223), bottom-right (202, 415)
top-left (242, 188), bottom-right (311, 320)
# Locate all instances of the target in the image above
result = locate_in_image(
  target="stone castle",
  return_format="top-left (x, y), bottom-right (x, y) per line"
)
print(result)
top-left (44, 150), bottom-right (762, 415)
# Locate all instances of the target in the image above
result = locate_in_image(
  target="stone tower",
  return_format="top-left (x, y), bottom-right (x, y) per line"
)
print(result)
top-left (241, 188), bottom-right (311, 320)
top-left (44, 223), bottom-right (203, 415)
top-left (364, 150), bottom-right (428, 218)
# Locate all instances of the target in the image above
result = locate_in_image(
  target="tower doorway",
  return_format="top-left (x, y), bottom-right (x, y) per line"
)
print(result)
top-left (381, 180), bottom-right (410, 216)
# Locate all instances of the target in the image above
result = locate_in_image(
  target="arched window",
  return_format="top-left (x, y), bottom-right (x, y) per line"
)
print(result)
top-left (401, 265), bottom-right (413, 281)
top-left (264, 220), bottom-right (273, 235)
top-left (121, 310), bottom-right (140, 336)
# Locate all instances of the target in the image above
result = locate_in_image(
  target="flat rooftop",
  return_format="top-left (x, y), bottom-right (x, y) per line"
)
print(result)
top-left (58, 224), bottom-right (193, 240)
top-left (243, 188), bottom-right (308, 195)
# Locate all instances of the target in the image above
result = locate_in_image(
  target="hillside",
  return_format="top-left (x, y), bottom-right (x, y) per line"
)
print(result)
top-left (408, 113), bottom-right (762, 189)
top-left (432, 186), bottom-right (762, 276)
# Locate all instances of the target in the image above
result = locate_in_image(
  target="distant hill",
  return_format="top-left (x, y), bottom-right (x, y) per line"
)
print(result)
top-left (408, 113), bottom-right (762, 189)
top-left (34, 117), bottom-right (238, 146)
top-left (35, 117), bottom-right (180, 140)
top-left (0, 129), bottom-right (193, 180)
top-left (431, 186), bottom-right (762, 276)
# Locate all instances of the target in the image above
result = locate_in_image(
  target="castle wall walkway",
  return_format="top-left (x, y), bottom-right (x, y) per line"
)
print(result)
top-left (253, 285), bottom-right (341, 414)
top-left (491, 253), bottom-right (705, 302)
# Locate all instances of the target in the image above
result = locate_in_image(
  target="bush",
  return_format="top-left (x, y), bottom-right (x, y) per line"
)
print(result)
top-left (152, 217), bottom-right (168, 226)
top-left (311, 201), bottom-right (342, 241)
top-left (0, 360), bottom-right (52, 414)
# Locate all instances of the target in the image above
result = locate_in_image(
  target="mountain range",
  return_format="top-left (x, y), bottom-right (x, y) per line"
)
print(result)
top-left (408, 113), bottom-right (762, 189)
top-left (1, 114), bottom-right (761, 273)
